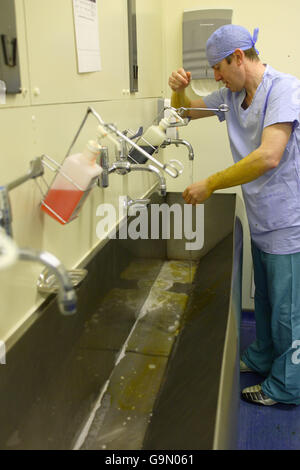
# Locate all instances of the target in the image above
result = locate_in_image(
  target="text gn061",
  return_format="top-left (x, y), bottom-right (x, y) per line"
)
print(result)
top-left (104, 454), bottom-right (194, 466)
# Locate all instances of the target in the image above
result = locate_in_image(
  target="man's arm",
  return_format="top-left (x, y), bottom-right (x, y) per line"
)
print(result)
top-left (169, 68), bottom-right (215, 119)
top-left (183, 122), bottom-right (293, 204)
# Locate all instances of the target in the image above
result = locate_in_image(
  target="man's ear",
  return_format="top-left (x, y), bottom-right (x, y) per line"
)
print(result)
top-left (233, 48), bottom-right (244, 66)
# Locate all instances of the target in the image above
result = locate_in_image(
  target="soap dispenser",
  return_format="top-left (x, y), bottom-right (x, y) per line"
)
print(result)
top-left (129, 109), bottom-right (180, 164)
top-left (41, 140), bottom-right (102, 224)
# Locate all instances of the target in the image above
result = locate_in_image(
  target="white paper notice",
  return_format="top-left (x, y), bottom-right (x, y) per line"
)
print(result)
top-left (73, 0), bottom-right (101, 73)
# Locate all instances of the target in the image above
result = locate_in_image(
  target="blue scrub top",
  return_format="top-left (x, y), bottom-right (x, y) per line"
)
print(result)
top-left (203, 65), bottom-right (300, 254)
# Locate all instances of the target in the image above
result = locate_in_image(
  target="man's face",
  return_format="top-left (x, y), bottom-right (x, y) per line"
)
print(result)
top-left (212, 54), bottom-right (245, 92)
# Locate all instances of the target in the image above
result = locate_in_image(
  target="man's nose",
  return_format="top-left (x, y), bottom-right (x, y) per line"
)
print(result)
top-left (214, 69), bottom-right (222, 81)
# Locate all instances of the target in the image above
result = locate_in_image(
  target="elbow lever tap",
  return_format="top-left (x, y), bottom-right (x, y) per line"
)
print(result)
top-left (175, 103), bottom-right (230, 117)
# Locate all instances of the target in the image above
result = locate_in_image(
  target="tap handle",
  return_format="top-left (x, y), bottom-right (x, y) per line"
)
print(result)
top-left (218, 104), bottom-right (230, 112)
top-left (163, 159), bottom-right (184, 178)
top-left (123, 127), bottom-right (143, 140)
top-left (169, 159), bottom-right (184, 176)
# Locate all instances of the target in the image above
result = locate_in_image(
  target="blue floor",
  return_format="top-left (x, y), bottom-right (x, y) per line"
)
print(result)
top-left (238, 311), bottom-right (300, 450)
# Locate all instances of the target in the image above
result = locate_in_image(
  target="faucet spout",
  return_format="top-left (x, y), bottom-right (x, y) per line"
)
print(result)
top-left (161, 138), bottom-right (194, 161)
top-left (18, 249), bottom-right (77, 315)
top-left (101, 161), bottom-right (166, 197)
top-left (129, 164), bottom-right (167, 196)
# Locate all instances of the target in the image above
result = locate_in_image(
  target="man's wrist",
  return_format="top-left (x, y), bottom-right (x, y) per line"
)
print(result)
top-left (206, 175), bottom-right (217, 194)
top-left (171, 90), bottom-right (191, 109)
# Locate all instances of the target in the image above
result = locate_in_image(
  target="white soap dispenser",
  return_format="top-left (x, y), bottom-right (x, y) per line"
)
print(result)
top-left (129, 109), bottom-right (181, 164)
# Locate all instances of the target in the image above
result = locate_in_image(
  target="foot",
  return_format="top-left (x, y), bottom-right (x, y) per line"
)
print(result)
top-left (240, 359), bottom-right (253, 372)
top-left (241, 384), bottom-right (277, 406)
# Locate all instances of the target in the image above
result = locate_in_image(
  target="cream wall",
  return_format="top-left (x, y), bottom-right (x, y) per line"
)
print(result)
top-left (0, 0), bottom-right (164, 343)
top-left (161, 0), bottom-right (300, 310)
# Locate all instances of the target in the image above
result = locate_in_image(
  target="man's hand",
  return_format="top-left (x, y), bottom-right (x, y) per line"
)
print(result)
top-left (168, 68), bottom-right (191, 92)
top-left (182, 179), bottom-right (212, 205)
top-left (169, 68), bottom-right (214, 118)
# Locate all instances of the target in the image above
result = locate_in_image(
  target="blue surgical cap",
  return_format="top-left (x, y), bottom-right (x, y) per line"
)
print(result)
top-left (206, 24), bottom-right (259, 67)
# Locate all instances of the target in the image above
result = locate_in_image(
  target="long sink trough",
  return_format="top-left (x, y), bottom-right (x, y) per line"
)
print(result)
top-left (0, 192), bottom-right (243, 450)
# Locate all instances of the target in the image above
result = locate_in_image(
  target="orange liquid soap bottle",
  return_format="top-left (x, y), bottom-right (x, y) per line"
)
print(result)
top-left (41, 140), bottom-right (102, 224)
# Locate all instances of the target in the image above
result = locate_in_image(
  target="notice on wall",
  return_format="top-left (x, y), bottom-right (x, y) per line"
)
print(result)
top-left (73, 0), bottom-right (101, 73)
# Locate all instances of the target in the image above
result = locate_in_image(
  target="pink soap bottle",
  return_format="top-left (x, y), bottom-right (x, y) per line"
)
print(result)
top-left (41, 140), bottom-right (102, 224)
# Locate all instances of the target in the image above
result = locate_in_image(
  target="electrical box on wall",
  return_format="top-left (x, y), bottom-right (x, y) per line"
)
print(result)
top-left (183, 9), bottom-right (233, 79)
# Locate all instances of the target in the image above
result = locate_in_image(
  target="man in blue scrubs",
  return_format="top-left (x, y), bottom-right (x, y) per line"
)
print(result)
top-left (169, 24), bottom-right (300, 406)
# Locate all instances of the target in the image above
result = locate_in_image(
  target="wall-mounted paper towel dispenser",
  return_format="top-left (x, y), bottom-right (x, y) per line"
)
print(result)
top-left (183, 9), bottom-right (233, 79)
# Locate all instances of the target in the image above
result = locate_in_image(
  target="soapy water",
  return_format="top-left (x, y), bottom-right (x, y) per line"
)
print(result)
top-left (41, 189), bottom-right (84, 224)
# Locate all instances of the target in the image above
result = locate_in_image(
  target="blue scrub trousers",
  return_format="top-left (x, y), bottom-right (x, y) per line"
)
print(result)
top-left (241, 242), bottom-right (300, 404)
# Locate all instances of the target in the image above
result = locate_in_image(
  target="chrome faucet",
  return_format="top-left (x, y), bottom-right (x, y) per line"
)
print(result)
top-left (18, 248), bottom-right (77, 316)
top-left (129, 164), bottom-right (167, 197)
top-left (161, 138), bottom-right (194, 161)
top-left (0, 157), bottom-right (77, 315)
top-left (0, 229), bottom-right (77, 315)
top-left (100, 160), bottom-right (167, 197)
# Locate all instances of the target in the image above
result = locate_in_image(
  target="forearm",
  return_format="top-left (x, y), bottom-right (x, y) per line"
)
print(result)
top-left (183, 123), bottom-right (290, 205)
top-left (171, 91), bottom-right (215, 119)
top-left (207, 148), bottom-right (274, 192)
top-left (182, 147), bottom-right (276, 205)
top-left (169, 68), bottom-right (214, 118)
top-left (171, 91), bottom-right (191, 117)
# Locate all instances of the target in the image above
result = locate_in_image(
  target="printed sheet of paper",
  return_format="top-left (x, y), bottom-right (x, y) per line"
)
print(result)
top-left (73, 0), bottom-right (101, 73)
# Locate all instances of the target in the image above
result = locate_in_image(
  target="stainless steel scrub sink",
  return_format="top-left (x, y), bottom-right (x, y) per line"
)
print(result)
top-left (0, 192), bottom-right (242, 450)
